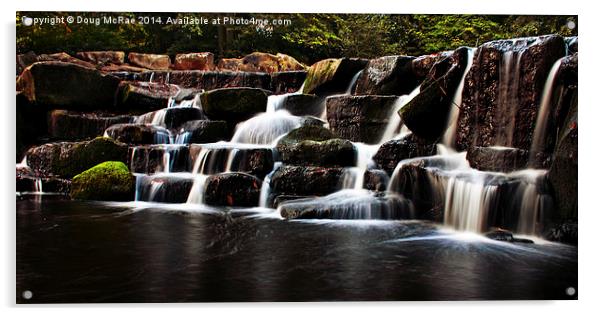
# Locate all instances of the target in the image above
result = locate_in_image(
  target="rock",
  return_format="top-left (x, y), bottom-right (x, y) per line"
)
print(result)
top-left (135, 107), bottom-right (205, 129)
top-left (353, 55), bottom-right (418, 95)
top-left (48, 110), bottom-right (134, 140)
top-left (277, 137), bottom-right (356, 167)
top-left (104, 123), bottom-right (172, 144)
top-left (271, 165), bottom-right (344, 197)
top-left (174, 52), bottom-right (215, 70)
top-left (411, 52), bottom-right (449, 81)
top-left (200, 87), bottom-right (269, 123)
top-left (270, 71), bottom-right (307, 94)
top-left (467, 146), bottom-right (529, 172)
top-left (363, 169), bottom-right (390, 191)
top-left (116, 81), bottom-right (181, 112)
top-left (277, 125), bottom-right (335, 144)
top-left (278, 94), bottom-right (322, 117)
top-left (16, 92), bottom-right (48, 161)
top-left (485, 228), bottom-right (534, 243)
top-left (176, 120), bottom-right (230, 144)
top-left (76, 51), bottom-right (125, 65)
top-left (217, 52), bottom-right (306, 73)
top-left (135, 70), bottom-right (271, 91)
top-left (373, 133), bottom-right (438, 174)
top-left (204, 172), bottom-right (262, 207)
top-left (544, 221), bottom-right (577, 245)
top-left (37, 52), bottom-right (96, 69)
top-left (302, 58), bottom-right (368, 96)
top-left (135, 175), bottom-right (194, 203)
top-left (188, 145), bottom-right (274, 178)
top-left (326, 95), bottom-right (399, 144)
top-left (16, 51), bottom-right (39, 75)
top-left (70, 161), bottom-right (135, 201)
top-left (100, 63), bottom-right (149, 73)
top-left (129, 145), bottom-right (191, 173)
top-left (399, 47), bottom-right (469, 142)
top-left (548, 100), bottom-right (577, 223)
top-left (455, 35), bottom-right (567, 151)
top-left (128, 52), bottom-right (171, 70)
top-left (25, 137), bottom-right (129, 178)
top-left (16, 61), bottom-right (121, 110)
top-left (26, 137), bottom-right (123, 173)
top-left (16, 175), bottom-right (71, 195)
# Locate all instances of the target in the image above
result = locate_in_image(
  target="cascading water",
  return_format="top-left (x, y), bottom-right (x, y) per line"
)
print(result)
top-left (230, 110), bottom-right (302, 145)
top-left (495, 49), bottom-right (524, 147)
top-left (443, 48), bottom-right (475, 147)
top-left (529, 58), bottom-right (563, 164)
top-left (379, 86), bottom-right (421, 143)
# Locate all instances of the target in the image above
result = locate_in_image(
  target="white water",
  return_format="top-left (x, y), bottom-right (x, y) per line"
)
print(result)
top-left (529, 58), bottom-right (563, 164)
top-left (259, 161), bottom-right (282, 208)
top-left (443, 48), bottom-right (475, 147)
top-left (379, 85), bottom-right (421, 143)
top-left (495, 50), bottom-right (524, 146)
top-left (345, 70), bottom-right (363, 94)
top-left (231, 110), bottom-right (302, 145)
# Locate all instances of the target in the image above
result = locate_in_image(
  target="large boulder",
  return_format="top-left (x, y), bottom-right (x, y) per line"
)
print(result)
top-left (270, 165), bottom-right (344, 197)
top-left (455, 35), bottom-right (567, 151)
top-left (134, 175), bottom-right (194, 203)
top-left (76, 51), bottom-right (125, 65)
top-left (547, 97), bottom-right (577, 227)
top-left (70, 161), bottom-right (135, 201)
top-left (37, 52), bottom-right (96, 68)
top-left (467, 146), bottom-right (528, 172)
top-left (326, 95), bottom-right (399, 144)
top-left (204, 172), bottom-right (262, 207)
top-left (302, 58), bottom-right (368, 96)
top-left (116, 81), bottom-right (182, 112)
top-left (25, 137), bottom-right (129, 178)
top-left (200, 88), bottom-right (269, 123)
top-left (177, 120), bottom-right (230, 144)
top-left (277, 138), bottom-right (356, 167)
top-left (353, 55), bottom-right (418, 95)
top-left (373, 133), bottom-right (438, 174)
top-left (277, 94), bottom-right (322, 117)
top-left (174, 52), bottom-right (215, 70)
top-left (270, 71), bottom-right (307, 94)
top-left (411, 52), bottom-right (449, 81)
top-left (135, 70), bottom-right (271, 91)
top-left (48, 110), bottom-right (134, 140)
top-left (16, 61), bottom-right (121, 110)
top-left (399, 47), bottom-right (470, 142)
top-left (128, 53), bottom-right (171, 70)
top-left (104, 123), bottom-right (172, 144)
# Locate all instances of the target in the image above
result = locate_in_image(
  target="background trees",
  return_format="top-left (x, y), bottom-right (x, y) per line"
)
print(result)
top-left (17, 12), bottom-right (577, 64)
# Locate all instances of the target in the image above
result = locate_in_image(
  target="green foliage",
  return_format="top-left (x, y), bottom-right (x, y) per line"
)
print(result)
top-left (17, 12), bottom-right (578, 64)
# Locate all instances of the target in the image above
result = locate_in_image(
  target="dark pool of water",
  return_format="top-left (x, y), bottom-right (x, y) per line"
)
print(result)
top-left (16, 196), bottom-right (577, 303)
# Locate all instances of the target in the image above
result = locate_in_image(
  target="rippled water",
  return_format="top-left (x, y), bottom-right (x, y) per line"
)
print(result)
top-left (16, 197), bottom-right (577, 303)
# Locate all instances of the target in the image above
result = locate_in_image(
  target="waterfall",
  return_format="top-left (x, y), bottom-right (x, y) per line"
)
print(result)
top-left (259, 161), bottom-right (282, 208)
top-left (345, 70), bottom-right (363, 94)
top-left (230, 110), bottom-right (302, 145)
top-left (148, 72), bottom-right (155, 83)
top-left (34, 179), bottom-right (43, 193)
top-left (443, 48), bottom-right (475, 147)
top-left (514, 169), bottom-right (552, 235)
top-left (379, 85), bottom-right (421, 143)
top-left (529, 58), bottom-right (563, 164)
top-left (443, 173), bottom-right (498, 232)
top-left (495, 50), bottom-right (524, 146)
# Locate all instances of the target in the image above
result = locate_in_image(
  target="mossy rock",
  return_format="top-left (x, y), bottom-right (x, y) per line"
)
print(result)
top-left (302, 58), bottom-right (368, 96)
top-left (277, 125), bottom-right (335, 147)
top-left (70, 161), bottom-right (135, 201)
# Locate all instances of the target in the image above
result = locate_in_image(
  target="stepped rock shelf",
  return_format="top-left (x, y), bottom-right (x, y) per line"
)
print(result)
top-left (16, 35), bottom-right (577, 245)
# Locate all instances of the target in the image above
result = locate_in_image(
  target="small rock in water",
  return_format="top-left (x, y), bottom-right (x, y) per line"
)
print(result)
top-left (485, 228), bottom-right (534, 243)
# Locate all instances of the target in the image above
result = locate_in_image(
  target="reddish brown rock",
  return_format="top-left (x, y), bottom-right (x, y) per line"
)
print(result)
top-left (174, 52), bottom-right (215, 70)
top-left (76, 51), bottom-right (125, 65)
top-left (128, 52), bottom-right (171, 70)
